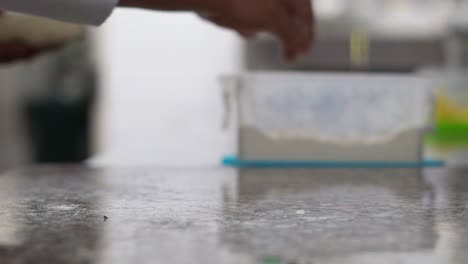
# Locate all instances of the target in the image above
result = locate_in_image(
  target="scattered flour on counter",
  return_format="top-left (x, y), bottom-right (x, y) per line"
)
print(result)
top-left (47, 204), bottom-right (79, 211)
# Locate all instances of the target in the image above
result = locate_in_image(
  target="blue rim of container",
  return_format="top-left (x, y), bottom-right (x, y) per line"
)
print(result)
top-left (222, 155), bottom-right (445, 168)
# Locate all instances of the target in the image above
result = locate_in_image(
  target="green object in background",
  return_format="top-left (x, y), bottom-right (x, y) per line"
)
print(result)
top-left (427, 121), bottom-right (468, 145)
top-left (431, 91), bottom-right (468, 146)
top-left (261, 256), bottom-right (282, 264)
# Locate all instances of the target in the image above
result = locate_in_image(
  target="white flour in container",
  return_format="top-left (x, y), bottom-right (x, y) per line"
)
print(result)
top-left (239, 126), bottom-right (423, 162)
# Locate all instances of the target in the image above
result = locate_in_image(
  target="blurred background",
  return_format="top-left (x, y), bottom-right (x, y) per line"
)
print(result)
top-left (3, 0), bottom-right (468, 171)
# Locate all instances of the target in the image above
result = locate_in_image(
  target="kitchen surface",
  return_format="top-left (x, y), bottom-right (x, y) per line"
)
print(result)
top-left (0, 166), bottom-right (467, 264)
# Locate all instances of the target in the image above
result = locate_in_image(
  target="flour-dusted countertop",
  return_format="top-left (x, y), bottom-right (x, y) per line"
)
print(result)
top-left (0, 166), bottom-right (467, 264)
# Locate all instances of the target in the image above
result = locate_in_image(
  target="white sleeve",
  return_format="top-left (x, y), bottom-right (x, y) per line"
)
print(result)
top-left (0, 0), bottom-right (119, 25)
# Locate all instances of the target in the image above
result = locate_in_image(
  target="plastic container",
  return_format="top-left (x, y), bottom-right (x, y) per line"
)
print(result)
top-left (222, 71), bottom-right (435, 164)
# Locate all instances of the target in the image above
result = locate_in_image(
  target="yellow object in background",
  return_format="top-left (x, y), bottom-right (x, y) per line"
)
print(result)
top-left (350, 28), bottom-right (370, 67)
top-left (436, 90), bottom-right (468, 122)
top-left (428, 89), bottom-right (468, 148)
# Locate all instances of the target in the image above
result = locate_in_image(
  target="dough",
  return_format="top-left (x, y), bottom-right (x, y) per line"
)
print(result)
top-left (0, 12), bottom-right (85, 46)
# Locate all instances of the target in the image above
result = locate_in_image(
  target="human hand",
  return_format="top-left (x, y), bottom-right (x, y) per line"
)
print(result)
top-left (200, 0), bottom-right (314, 61)
top-left (119, 0), bottom-right (315, 61)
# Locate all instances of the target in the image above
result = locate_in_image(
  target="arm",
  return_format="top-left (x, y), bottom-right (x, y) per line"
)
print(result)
top-left (0, 0), bottom-right (118, 63)
top-left (0, 0), bottom-right (314, 62)
top-left (0, 0), bottom-right (118, 25)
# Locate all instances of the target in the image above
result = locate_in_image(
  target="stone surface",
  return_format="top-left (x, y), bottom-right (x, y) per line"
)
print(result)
top-left (0, 166), bottom-right (467, 263)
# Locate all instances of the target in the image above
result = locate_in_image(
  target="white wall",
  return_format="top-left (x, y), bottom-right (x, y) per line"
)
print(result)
top-left (92, 9), bottom-right (243, 166)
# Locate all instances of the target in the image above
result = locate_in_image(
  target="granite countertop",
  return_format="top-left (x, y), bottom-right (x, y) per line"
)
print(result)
top-left (0, 166), bottom-right (467, 264)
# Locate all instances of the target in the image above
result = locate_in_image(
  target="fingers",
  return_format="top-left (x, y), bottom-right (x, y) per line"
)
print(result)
top-left (272, 13), bottom-right (299, 61)
top-left (299, 0), bottom-right (315, 51)
top-left (280, 0), bottom-right (314, 53)
top-left (198, 0), bottom-right (316, 62)
top-left (268, 2), bottom-right (306, 61)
